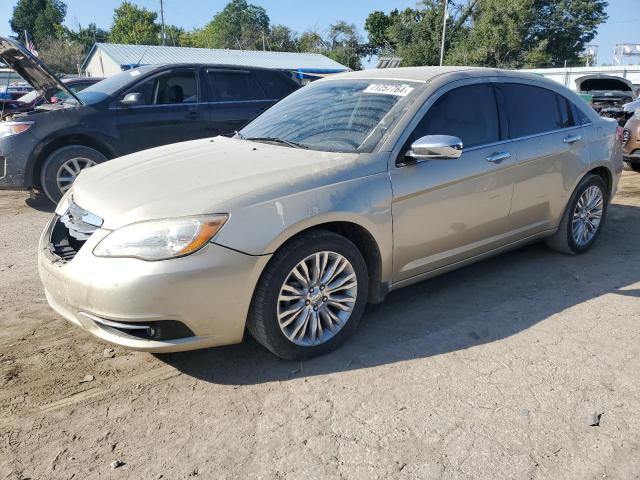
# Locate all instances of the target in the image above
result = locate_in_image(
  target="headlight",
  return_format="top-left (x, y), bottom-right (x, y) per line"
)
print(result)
top-left (0, 121), bottom-right (34, 139)
top-left (93, 215), bottom-right (228, 261)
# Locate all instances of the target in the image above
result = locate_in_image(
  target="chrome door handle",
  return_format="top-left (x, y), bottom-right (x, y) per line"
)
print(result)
top-left (486, 151), bottom-right (512, 164)
top-left (563, 134), bottom-right (582, 144)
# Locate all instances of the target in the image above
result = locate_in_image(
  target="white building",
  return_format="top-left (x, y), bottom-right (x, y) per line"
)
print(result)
top-left (81, 43), bottom-right (348, 82)
top-left (520, 65), bottom-right (640, 93)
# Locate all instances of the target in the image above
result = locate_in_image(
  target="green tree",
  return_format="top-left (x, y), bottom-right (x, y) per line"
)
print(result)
top-left (326, 22), bottom-right (363, 70)
top-left (297, 30), bottom-right (326, 53)
top-left (109, 1), bottom-right (160, 45)
top-left (364, 9), bottom-right (398, 53)
top-left (446, 0), bottom-right (533, 67)
top-left (67, 22), bottom-right (109, 53)
top-left (526, 0), bottom-right (608, 67)
top-left (193, 0), bottom-right (270, 49)
top-left (9, 0), bottom-right (66, 45)
top-left (267, 25), bottom-right (297, 52)
top-left (38, 37), bottom-right (84, 73)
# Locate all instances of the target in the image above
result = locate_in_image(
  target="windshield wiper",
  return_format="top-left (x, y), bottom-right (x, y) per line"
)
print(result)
top-left (244, 136), bottom-right (309, 149)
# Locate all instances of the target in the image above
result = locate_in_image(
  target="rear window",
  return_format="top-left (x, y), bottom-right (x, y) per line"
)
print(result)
top-left (500, 83), bottom-right (575, 138)
top-left (254, 70), bottom-right (296, 99)
top-left (207, 70), bottom-right (265, 101)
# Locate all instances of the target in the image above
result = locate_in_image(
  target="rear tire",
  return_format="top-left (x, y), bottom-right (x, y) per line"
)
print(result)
top-left (40, 145), bottom-right (106, 204)
top-left (247, 230), bottom-right (368, 360)
top-left (544, 174), bottom-right (608, 255)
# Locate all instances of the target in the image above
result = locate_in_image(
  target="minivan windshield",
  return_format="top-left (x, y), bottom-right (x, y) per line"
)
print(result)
top-left (240, 79), bottom-right (424, 153)
top-left (76, 66), bottom-right (158, 105)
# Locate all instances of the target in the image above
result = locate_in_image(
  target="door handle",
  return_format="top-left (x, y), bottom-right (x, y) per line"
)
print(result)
top-left (563, 134), bottom-right (582, 144)
top-left (486, 151), bottom-right (512, 164)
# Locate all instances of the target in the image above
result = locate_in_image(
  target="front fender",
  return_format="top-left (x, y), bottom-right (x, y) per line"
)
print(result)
top-left (213, 171), bottom-right (394, 282)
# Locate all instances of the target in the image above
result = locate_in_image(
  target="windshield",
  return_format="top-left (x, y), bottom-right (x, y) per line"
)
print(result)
top-left (240, 79), bottom-right (424, 153)
top-left (76, 66), bottom-right (157, 104)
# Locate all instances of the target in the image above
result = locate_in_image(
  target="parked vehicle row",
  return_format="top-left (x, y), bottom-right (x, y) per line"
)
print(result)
top-left (37, 66), bottom-right (623, 359)
top-left (0, 36), bottom-right (299, 202)
top-left (577, 74), bottom-right (637, 126)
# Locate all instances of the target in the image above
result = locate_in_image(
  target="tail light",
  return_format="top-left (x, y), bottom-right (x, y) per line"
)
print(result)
top-left (616, 127), bottom-right (625, 144)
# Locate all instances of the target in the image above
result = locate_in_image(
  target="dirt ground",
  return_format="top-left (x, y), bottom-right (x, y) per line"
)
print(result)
top-left (1, 173), bottom-right (639, 480)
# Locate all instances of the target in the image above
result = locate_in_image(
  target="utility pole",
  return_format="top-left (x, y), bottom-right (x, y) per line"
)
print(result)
top-left (160, 0), bottom-right (166, 46)
top-left (439, 0), bottom-right (448, 66)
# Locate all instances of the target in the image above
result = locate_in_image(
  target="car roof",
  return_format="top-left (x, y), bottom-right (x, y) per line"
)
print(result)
top-left (134, 63), bottom-right (292, 73)
top-left (325, 66), bottom-right (551, 84)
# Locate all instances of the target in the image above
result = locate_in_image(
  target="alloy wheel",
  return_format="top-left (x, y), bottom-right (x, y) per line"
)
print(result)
top-left (56, 157), bottom-right (97, 193)
top-left (277, 251), bottom-right (358, 347)
top-left (572, 185), bottom-right (604, 247)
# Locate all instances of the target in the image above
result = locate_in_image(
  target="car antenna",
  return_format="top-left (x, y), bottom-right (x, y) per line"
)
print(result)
top-left (134, 45), bottom-right (151, 70)
top-left (1, 67), bottom-right (12, 120)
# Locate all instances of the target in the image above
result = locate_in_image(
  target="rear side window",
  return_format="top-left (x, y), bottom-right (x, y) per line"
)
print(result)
top-left (500, 83), bottom-right (575, 138)
top-left (254, 70), bottom-right (296, 99)
top-left (411, 83), bottom-right (500, 148)
top-left (207, 70), bottom-right (265, 101)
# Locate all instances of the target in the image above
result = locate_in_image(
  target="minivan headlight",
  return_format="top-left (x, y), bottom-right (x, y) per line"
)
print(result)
top-left (0, 121), bottom-right (34, 139)
top-left (93, 215), bottom-right (228, 261)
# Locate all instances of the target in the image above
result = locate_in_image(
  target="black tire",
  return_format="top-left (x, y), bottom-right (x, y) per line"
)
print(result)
top-left (40, 145), bottom-right (107, 204)
top-left (544, 174), bottom-right (609, 255)
top-left (247, 230), bottom-right (369, 360)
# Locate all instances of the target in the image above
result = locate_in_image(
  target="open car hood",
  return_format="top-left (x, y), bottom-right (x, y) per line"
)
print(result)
top-left (576, 74), bottom-right (635, 96)
top-left (0, 36), bottom-right (83, 105)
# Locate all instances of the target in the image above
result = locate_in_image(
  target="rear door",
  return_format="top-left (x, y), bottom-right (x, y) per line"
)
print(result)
top-left (390, 81), bottom-right (515, 282)
top-left (203, 68), bottom-right (273, 135)
top-left (115, 68), bottom-right (209, 153)
top-left (496, 82), bottom-right (591, 236)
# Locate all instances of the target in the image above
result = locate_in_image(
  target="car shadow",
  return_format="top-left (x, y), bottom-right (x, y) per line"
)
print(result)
top-left (158, 203), bottom-right (640, 385)
top-left (25, 191), bottom-right (55, 213)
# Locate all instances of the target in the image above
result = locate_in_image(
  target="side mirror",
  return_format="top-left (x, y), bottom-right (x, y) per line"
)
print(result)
top-left (405, 135), bottom-right (464, 161)
top-left (120, 92), bottom-right (143, 106)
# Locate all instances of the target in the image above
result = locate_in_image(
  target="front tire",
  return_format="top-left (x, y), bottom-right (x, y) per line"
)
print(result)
top-left (545, 174), bottom-right (608, 255)
top-left (248, 230), bottom-right (368, 360)
top-left (40, 145), bottom-right (106, 204)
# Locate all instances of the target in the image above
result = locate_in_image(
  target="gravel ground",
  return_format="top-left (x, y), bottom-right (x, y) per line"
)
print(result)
top-left (1, 173), bottom-right (639, 480)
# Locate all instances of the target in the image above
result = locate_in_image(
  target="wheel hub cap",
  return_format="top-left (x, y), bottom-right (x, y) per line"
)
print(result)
top-left (56, 157), bottom-right (97, 193)
top-left (277, 251), bottom-right (357, 347)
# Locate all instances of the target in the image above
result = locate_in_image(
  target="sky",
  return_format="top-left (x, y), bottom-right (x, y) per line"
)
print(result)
top-left (1, 0), bottom-right (639, 68)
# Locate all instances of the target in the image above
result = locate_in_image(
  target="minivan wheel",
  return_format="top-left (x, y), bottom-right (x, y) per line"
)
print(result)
top-left (41, 145), bottom-right (107, 204)
top-left (248, 230), bottom-right (368, 360)
top-left (544, 174), bottom-right (608, 255)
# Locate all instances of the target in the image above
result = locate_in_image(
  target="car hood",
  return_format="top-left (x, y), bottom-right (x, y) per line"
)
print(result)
top-left (71, 136), bottom-right (381, 230)
top-left (0, 36), bottom-right (82, 104)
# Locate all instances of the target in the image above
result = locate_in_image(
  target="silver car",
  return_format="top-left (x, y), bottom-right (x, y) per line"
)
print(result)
top-left (38, 67), bottom-right (623, 359)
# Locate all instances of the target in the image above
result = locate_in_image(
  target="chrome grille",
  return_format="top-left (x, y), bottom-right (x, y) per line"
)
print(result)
top-left (60, 199), bottom-right (103, 241)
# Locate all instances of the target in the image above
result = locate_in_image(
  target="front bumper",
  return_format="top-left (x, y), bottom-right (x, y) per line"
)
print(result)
top-left (623, 149), bottom-right (640, 165)
top-left (0, 131), bottom-right (37, 189)
top-left (37, 216), bottom-right (270, 352)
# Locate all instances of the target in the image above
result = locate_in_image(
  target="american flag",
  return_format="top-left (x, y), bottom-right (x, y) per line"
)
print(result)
top-left (24, 31), bottom-right (38, 57)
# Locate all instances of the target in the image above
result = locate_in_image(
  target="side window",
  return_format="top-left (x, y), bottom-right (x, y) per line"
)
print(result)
top-left (500, 83), bottom-right (574, 138)
top-left (207, 70), bottom-right (265, 101)
top-left (410, 83), bottom-right (500, 149)
top-left (254, 70), bottom-right (296, 99)
top-left (124, 71), bottom-right (198, 105)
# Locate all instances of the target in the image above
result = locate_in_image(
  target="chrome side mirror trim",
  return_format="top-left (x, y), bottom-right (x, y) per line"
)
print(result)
top-left (406, 135), bottom-right (464, 161)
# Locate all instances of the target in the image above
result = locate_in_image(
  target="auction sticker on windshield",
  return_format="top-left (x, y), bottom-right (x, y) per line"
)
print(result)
top-left (363, 84), bottom-right (414, 97)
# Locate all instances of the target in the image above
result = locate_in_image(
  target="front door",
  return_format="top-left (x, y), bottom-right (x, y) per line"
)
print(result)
top-left (391, 82), bottom-right (515, 282)
top-left (116, 68), bottom-right (209, 154)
